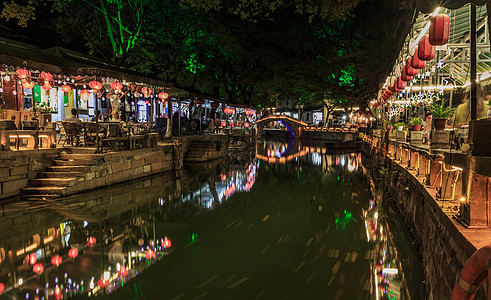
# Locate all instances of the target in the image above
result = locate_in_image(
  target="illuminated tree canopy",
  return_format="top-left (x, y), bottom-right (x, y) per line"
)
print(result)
top-left (1, 0), bottom-right (415, 108)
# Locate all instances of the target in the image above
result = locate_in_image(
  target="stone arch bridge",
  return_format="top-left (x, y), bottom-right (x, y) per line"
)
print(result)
top-left (256, 115), bottom-right (308, 139)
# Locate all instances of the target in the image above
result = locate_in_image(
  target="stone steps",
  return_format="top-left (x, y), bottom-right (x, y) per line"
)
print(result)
top-left (21, 186), bottom-right (67, 195)
top-left (38, 172), bottom-right (84, 178)
top-left (53, 159), bottom-right (97, 166)
top-left (47, 165), bottom-right (90, 172)
top-left (59, 153), bottom-right (101, 160)
top-left (29, 178), bottom-right (78, 187)
top-left (61, 147), bottom-right (98, 154)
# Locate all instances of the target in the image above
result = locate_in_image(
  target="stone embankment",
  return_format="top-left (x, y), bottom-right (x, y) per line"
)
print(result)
top-left (363, 139), bottom-right (488, 300)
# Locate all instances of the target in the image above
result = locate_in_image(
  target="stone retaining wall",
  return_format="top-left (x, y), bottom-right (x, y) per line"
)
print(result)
top-left (364, 142), bottom-right (486, 299)
top-left (0, 149), bottom-right (58, 199)
top-left (67, 144), bottom-right (179, 195)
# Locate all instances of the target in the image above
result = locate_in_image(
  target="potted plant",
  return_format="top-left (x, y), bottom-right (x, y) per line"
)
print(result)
top-left (394, 122), bottom-right (405, 132)
top-left (386, 121), bottom-right (393, 132)
top-left (410, 116), bottom-right (422, 131)
top-left (429, 98), bottom-right (455, 130)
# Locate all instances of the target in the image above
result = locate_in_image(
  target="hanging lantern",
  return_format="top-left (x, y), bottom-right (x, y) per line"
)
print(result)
top-left (61, 85), bottom-right (71, 93)
top-left (384, 88), bottom-right (393, 96)
top-left (89, 80), bottom-right (103, 90)
top-left (51, 255), bottom-right (62, 267)
top-left (33, 263), bottom-right (44, 274)
top-left (388, 84), bottom-right (396, 93)
top-left (404, 60), bottom-right (419, 76)
top-left (429, 14), bottom-right (450, 46)
top-left (145, 249), bottom-right (156, 260)
top-left (87, 237), bottom-right (96, 246)
top-left (68, 248), bottom-right (79, 259)
top-left (162, 236), bottom-right (171, 248)
top-left (0, 283), bottom-right (4, 294)
top-left (110, 81), bottom-right (123, 92)
top-left (417, 35), bottom-right (436, 61)
top-left (401, 70), bottom-right (413, 82)
top-left (411, 50), bottom-right (427, 69)
top-left (54, 285), bottom-right (62, 300)
top-left (245, 109), bottom-right (255, 115)
top-left (80, 89), bottom-right (91, 102)
top-left (145, 100), bottom-right (150, 105)
top-left (396, 77), bottom-right (406, 90)
top-left (158, 92), bottom-right (169, 100)
top-left (27, 253), bottom-right (37, 265)
top-left (16, 68), bottom-right (30, 80)
top-left (224, 107), bottom-right (235, 114)
top-left (22, 81), bottom-right (34, 89)
top-left (40, 72), bottom-right (53, 82)
top-left (42, 83), bottom-right (52, 91)
top-left (141, 87), bottom-right (153, 96)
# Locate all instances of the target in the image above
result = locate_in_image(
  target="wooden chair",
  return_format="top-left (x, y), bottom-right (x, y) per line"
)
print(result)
top-left (56, 121), bottom-right (66, 145)
top-left (61, 121), bottom-right (83, 146)
top-left (84, 122), bottom-right (107, 145)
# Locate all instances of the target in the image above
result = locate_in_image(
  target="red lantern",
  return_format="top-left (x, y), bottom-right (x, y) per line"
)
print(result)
top-left (388, 84), bottom-right (396, 92)
top-left (158, 92), bottom-right (169, 100)
top-left (68, 248), bottom-right (79, 259)
top-left (224, 108), bottom-right (235, 114)
top-left (417, 35), bottom-right (436, 61)
top-left (246, 109), bottom-right (255, 115)
top-left (145, 249), bottom-right (156, 260)
top-left (22, 81), bottom-right (34, 89)
top-left (80, 89), bottom-right (90, 101)
top-left (33, 263), bottom-right (44, 274)
top-left (162, 236), bottom-right (171, 248)
top-left (27, 253), bottom-right (37, 265)
top-left (16, 68), bottom-right (30, 80)
top-left (51, 255), bottom-right (62, 267)
top-left (42, 83), bottom-right (52, 91)
top-left (396, 77), bottom-right (406, 90)
top-left (87, 237), bottom-right (96, 246)
top-left (401, 70), bottom-right (413, 82)
top-left (384, 88), bottom-right (393, 96)
top-left (61, 85), bottom-right (71, 93)
top-left (54, 285), bottom-right (62, 299)
top-left (411, 50), bottom-right (427, 69)
top-left (40, 72), bottom-right (53, 82)
top-left (404, 59), bottom-right (419, 76)
top-left (0, 283), bottom-right (4, 294)
top-left (145, 100), bottom-right (150, 105)
top-left (429, 14), bottom-right (450, 46)
top-left (110, 81), bottom-right (123, 92)
top-left (89, 80), bottom-right (103, 90)
top-left (141, 87), bottom-right (153, 96)
top-left (372, 101), bottom-right (380, 108)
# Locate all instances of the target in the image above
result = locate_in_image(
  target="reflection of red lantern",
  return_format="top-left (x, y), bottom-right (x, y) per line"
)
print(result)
top-left (80, 89), bottom-right (90, 101)
top-left (0, 282), bottom-right (4, 294)
top-left (145, 249), bottom-right (156, 260)
top-left (418, 35), bottom-right (436, 61)
top-left (158, 92), bottom-right (169, 100)
top-left (68, 248), bottom-right (79, 259)
top-left (162, 236), bottom-right (171, 248)
top-left (87, 237), bottom-right (96, 246)
top-left (89, 80), bottom-right (103, 90)
top-left (138, 238), bottom-right (144, 246)
top-left (33, 263), bottom-right (44, 274)
top-left (55, 285), bottom-right (62, 299)
top-left (118, 266), bottom-right (129, 277)
top-left (429, 14), bottom-right (450, 46)
top-left (22, 81), bottom-right (34, 89)
top-left (51, 255), bottom-right (62, 267)
top-left (61, 85), bottom-right (71, 93)
top-left (98, 279), bottom-right (109, 288)
top-left (40, 72), bottom-right (53, 82)
top-left (221, 174), bottom-right (226, 181)
top-left (244, 122), bottom-right (250, 128)
top-left (16, 68), bottom-right (30, 79)
top-left (221, 121), bottom-right (226, 127)
top-left (110, 81), bottom-right (123, 92)
top-left (411, 50), bottom-right (427, 69)
top-left (42, 83), bottom-right (52, 91)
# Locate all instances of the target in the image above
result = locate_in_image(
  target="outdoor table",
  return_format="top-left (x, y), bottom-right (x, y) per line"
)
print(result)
top-left (98, 121), bottom-right (122, 137)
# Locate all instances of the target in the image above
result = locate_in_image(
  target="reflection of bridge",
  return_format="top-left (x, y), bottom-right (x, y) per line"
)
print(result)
top-left (256, 115), bottom-right (308, 139)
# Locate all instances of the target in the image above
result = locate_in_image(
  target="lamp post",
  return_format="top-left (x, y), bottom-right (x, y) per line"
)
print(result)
top-left (89, 81), bottom-right (103, 153)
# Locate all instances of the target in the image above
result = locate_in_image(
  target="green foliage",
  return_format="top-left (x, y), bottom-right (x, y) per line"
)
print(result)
top-left (1, 0), bottom-right (36, 27)
top-left (429, 98), bottom-right (455, 118)
top-left (410, 117), bottom-right (422, 126)
top-left (394, 122), bottom-right (405, 130)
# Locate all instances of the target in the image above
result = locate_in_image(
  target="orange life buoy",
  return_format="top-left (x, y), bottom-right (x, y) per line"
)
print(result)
top-left (451, 244), bottom-right (491, 300)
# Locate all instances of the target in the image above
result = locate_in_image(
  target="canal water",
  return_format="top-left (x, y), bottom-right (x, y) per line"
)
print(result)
top-left (0, 140), bottom-right (424, 300)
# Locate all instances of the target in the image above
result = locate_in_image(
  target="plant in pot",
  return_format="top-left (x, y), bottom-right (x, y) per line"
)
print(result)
top-left (386, 121), bottom-right (393, 132)
top-left (394, 122), bottom-right (405, 132)
top-left (429, 98), bottom-right (455, 130)
top-left (410, 117), bottom-right (422, 131)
